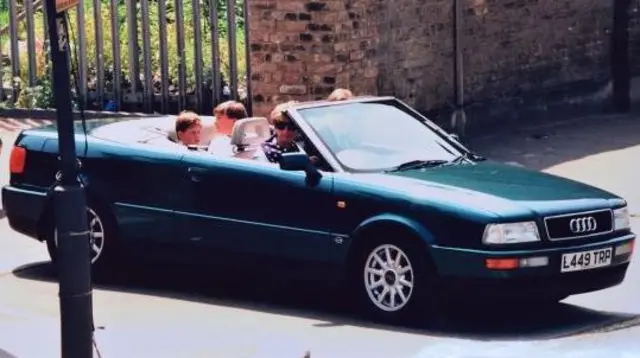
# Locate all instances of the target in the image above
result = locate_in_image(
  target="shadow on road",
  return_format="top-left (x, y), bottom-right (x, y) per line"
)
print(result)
top-left (0, 348), bottom-right (17, 358)
top-left (12, 261), bottom-right (640, 342)
top-left (467, 112), bottom-right (640, 172)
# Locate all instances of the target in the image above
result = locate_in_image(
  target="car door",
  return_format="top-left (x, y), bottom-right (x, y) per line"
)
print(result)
top-left (64, 139), bottom-right (187, 260)
top-left (174, 153), bottom-right (338, 264)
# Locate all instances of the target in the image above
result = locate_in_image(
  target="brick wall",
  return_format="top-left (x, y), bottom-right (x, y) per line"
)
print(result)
top-left (249, 0), bottom-right (640, 126)
top-left (459, 0), bottom-right (615, 125)
top-left (248, 0), bottom-right (380, 117)
top-left (375, 0), bottom-right (454, 112)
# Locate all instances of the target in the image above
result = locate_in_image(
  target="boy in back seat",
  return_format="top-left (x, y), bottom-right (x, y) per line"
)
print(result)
top-left (208, 100), bottom-right (248, 156)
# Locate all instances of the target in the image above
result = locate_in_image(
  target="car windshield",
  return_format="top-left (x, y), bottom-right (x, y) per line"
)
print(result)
top-left (296, 99), bottom-right (465, 172)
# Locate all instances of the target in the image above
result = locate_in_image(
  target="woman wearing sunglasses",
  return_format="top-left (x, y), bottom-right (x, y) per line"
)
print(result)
top-left (259, 102), bottom-right (302, 163)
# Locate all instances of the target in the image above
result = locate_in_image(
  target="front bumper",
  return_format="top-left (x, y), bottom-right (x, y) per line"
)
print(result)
top-left (431, 234), bottom-right (635, 298)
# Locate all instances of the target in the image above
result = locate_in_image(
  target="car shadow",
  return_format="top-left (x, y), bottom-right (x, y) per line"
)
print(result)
top-left (0, 349), bottom-right (17, 358)
top-left (466, 111), bottom-right (640, 172)
top-left (12, 261), bottom-right (640, 341)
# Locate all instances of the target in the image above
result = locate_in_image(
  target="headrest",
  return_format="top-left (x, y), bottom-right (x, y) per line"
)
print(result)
top-left (230, 117), bottom-right (271, 147)
top-left (166, 128), bottom-right (178, 142)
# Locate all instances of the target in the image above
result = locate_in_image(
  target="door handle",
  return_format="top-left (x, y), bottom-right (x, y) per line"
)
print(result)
top-left (187, 167), bottom-right (207, 182)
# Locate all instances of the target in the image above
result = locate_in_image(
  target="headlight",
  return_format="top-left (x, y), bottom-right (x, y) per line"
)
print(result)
top-left (483, 221), bottom-right (540, 245)
top-left (614, 207), bottom-right (631, 231)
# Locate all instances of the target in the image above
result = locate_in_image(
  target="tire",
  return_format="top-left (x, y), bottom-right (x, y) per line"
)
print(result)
top-left (350, 235), bottom-right (440, 325)
top-left (46, 202), bottom-right (118, 273)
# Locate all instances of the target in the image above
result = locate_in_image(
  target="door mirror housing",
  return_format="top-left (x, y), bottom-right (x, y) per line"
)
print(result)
top-left (279, 152), bottom-right (322, 185)
top-left (280, 152), bottom-right (310, 171)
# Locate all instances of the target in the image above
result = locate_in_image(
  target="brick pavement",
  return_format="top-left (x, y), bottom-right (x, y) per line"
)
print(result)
top-left (0, 117), bottom-right (51, 133)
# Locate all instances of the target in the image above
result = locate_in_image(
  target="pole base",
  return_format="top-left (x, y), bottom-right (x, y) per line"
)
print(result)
top-left (52, 184), bottom-right (94, 358)
top-left (450, 108), bottom-right (468, 140)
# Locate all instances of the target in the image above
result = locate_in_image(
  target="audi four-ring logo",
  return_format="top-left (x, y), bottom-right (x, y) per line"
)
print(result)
top-left (569, 216), bottom-right (598, 233)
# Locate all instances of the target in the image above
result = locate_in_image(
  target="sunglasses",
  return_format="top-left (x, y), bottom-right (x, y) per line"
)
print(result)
top-left (274, 122), bottom-right (296, 131)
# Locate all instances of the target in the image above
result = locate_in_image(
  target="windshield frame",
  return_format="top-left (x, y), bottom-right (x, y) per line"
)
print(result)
top-left (285, 96), bottom-right (474, 173)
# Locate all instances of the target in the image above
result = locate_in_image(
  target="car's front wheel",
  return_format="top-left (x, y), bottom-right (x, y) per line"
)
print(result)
top-left (46, 204), bottom-right (116, 272)
top-left (351, 236), bottom-right (439, 324)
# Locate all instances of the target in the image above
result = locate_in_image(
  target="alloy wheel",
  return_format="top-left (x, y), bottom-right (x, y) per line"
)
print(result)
top-left (363, 243), bottom-right (415, 312)
top-left (53, 207), bottom-right (105, 265)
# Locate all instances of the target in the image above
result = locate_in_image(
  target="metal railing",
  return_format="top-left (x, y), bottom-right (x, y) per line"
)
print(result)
top-left (0, 0), bottom-right (251, 115)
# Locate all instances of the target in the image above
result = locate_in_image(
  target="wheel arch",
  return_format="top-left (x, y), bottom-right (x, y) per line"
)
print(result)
top-left (345, 213), bottom-right (438, 274)
top-left (36, 184), bottom-right (115, 242)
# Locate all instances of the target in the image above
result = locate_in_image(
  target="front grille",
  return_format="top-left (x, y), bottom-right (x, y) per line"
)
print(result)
top-left (544, 209), bottom-right (613, 241)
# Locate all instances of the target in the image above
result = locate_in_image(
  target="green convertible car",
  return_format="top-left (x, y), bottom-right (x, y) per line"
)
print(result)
top-left (2, 96), bottom-right (635, 323)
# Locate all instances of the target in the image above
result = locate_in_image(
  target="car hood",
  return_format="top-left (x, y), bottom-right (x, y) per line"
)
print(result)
top-left (350, 161), bottom-right (623, 218)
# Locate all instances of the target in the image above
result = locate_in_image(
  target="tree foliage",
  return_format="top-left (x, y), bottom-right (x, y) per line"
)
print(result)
top-left (1, 0), bottom-right (247, 109)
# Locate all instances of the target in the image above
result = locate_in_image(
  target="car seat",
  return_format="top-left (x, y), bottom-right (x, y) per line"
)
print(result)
top-left (229, 117), bottom-right (271, 159)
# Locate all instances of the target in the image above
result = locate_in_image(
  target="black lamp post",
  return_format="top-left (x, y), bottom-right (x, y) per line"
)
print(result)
top-left (612, 0), bottom-right (631, 112)
top-left (451, 0), bottom-right (467, 139)
top-left (42, 1), bottom-right (94, 357)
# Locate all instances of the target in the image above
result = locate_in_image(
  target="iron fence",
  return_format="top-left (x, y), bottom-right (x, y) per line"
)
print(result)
top-left (0, 0), bottom-right (252, 116)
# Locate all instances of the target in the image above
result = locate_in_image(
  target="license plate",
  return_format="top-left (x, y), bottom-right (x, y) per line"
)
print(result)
top-left (561, 247), bottom-right (613, 273)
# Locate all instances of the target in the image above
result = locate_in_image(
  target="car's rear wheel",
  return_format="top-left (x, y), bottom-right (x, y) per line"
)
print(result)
top-left (351, 235), bottom-right (439, 324)
top-left (46, 204), bottom-right (116, 272)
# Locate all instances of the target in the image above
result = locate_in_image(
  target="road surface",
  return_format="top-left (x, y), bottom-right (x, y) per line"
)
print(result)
top-left (0, 113), bottom-right (639, 357)
top-left (0, 219), bottom-right (638, 358)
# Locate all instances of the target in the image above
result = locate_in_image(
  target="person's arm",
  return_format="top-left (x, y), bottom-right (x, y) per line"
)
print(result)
top-left (253, 148), bottom-right (269, 162)
top-left (293, 141), bottom-right (320, 166)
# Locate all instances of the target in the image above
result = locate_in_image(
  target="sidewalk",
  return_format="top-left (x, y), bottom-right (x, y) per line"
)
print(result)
top-left (407, 325), bottom-right (640, 358)
top-left (468, 111), bottom-right (640, 214)
top-left (0, 304), bottom-right (313, 358)
top-left (0, 118), bottom-right (51, 133)
top-left (2, 303), bottom-right (639, 358)
top-left (0, 308), bottom-right (60, 358)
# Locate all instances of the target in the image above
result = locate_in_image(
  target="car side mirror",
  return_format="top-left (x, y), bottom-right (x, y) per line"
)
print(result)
top-left (280, 152), bottom-right (310, 171)
top-left (279, 152), bottom-right (323, 186)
